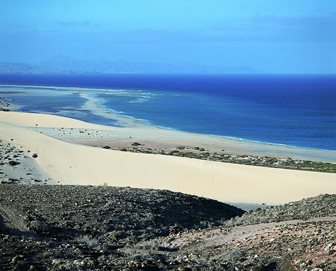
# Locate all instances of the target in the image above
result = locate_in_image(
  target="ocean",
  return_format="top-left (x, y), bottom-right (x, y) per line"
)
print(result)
top-left (0, 74), bottom-right (335, 150)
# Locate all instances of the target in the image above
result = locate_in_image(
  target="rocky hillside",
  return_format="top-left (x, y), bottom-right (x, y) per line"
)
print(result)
top-left (0, 184), bottom-right (243, 271)
top-left (126, 195), bottom-right (336, 271)
top-left (226, 194), bottom-right (336, 226)
top-left (0, 185), bottom-right (335, 271)
top-left (133, 216), bottom-right (336, 271)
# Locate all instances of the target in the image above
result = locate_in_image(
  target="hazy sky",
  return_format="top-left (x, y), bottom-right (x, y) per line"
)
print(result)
top-left (1, 0), bottom-right (335, 73)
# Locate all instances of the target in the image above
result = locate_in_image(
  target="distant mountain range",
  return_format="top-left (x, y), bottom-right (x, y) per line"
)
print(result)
top-left (0, 62), bottom-right (35, 74)
top-left (0, 56), bottom-right (256, 74)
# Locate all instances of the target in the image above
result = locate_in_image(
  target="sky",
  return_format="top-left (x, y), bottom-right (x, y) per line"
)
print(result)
top-left (0, 0), bottom-right (335, 74)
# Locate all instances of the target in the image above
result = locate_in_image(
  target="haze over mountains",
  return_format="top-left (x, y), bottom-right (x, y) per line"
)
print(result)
top-left (0, 57), bottom-right (256, 75)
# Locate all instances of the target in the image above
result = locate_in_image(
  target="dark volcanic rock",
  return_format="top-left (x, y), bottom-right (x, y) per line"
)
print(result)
top-left (0, 184), bottom-right (243, 270)
top-left (0, 184), bottom-right (334, 270)
top-left (126, 195), bottom-right (336, 271)
top-left (131, 142), bottom-right (142, 146)
top-left (226, 194), bottom-right (336, 226)
top-left (8, 160), bottom-right (20, 166)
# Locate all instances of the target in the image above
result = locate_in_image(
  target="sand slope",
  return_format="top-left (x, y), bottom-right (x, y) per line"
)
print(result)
top-left (1, 111), bottom-right (336, 163)
top-left (0, 111), bottom-right (103, 129)
top-left (0, 111), bottom-right (335, 204)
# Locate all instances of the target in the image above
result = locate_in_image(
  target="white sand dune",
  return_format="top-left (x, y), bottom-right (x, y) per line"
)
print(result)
top-left (0, 111), bottom-right (104, 129)
top-left (0, 111), bottom-right (335, 204)
top-left (1, 111), bottom-right (336, 163)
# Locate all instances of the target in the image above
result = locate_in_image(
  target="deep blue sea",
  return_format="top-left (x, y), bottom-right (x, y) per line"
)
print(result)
top-left (0, 74), bottom-right (335, 150)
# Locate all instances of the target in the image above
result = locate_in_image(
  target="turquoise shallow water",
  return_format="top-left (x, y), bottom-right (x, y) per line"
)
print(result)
top-left (0, 74), bottom-right (335, 150)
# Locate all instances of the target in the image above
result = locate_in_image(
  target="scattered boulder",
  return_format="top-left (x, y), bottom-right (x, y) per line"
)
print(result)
top-left (8, 160), bottom-right (20, 166)
top-left (131, 142), bottom-right (142, 146)
top-left (324, 242), bottom-right (336, 255)
top-left (29, 219), bottom-right (50, 234)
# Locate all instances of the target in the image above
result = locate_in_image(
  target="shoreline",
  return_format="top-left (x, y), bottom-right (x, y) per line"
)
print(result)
top-left (28, 118), bottom-right (336, 164)
top-left (0, 106), bottom-right (336, 164)
top-left (0, 83), bottom-right (335, 157)
top-left (1, 109), bottom-right (336, 169)
top-left (0, 111), bottom-right (335, 204)
top-left (72, 138), bottom-right (336, 173)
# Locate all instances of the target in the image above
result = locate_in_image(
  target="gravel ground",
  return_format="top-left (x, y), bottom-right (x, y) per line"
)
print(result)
top-left (0, 184), bottom-right (334, 271)
top-left (125, 195), bottom-right (336, 271)
top-left (0, 184), bottom-right (243, 271)
top-left (226, 194), bottom-right (336, 226)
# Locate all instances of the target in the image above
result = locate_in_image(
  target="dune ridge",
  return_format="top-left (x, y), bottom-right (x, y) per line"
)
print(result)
top-left (0, 111), bottom-right (335, 204)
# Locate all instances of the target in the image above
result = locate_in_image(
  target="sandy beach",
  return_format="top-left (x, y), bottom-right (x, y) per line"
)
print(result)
top-left (2, 3), bottom-right (336, 270)
top-left (0, 111), bottom-right (335, 204)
